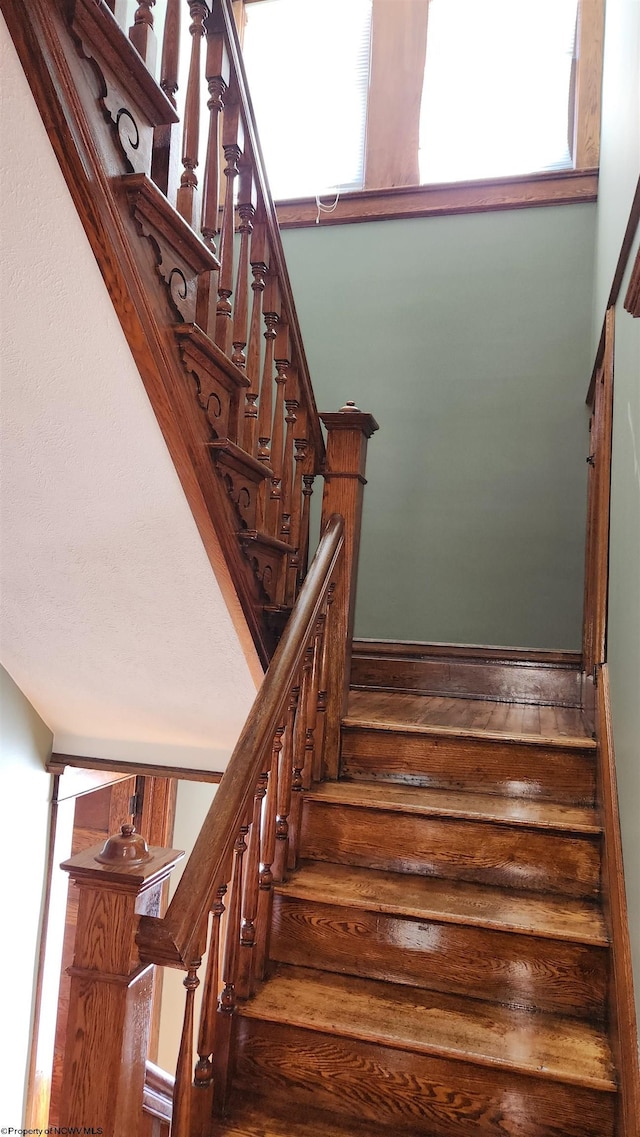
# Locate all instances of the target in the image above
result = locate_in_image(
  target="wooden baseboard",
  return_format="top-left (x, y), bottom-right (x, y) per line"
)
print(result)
top-left (351, 640), bottom-right (583, 707)
top-left (353, 639), bottom-right (582, 665)
top-left (597, 666), bottom-right (640, 1136)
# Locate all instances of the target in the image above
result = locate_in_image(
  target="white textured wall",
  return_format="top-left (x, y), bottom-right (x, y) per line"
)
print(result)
top-left (0, 667), bottom-right (53, 1125)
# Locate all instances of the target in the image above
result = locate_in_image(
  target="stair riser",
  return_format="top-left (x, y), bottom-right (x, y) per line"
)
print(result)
top-left (341, 727), bottom-right (595, 804)
top-left (300, 801), bottom-right (601, 897)
top-left (350, 648), bottom-right (583, 706)
top-left (270, 895), bottom-right (608, 1018)
top-left (233, 1019), bottom-right (615, 1137)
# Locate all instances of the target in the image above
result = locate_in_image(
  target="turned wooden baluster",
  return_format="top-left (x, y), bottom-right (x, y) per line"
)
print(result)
top-left (267, 317), bottom-right (290, 538)
top-left (279, 366), bottom-right (299, 547)
top-left (288, 644), bottom-right (314, 870)
top-left (176, 1), bottom-right (207, 228)
top-left (285, 409), bottom-right (308, 605)
top-left (159, 0), bottom-right (180, 106)
top-left (304, 615), bottom-right (325, 789)
top-left (232, 165), bottom-right (257, 373)
top-left (192, 882), bottom-right (227, 1129)
top-left (195, 10), bottom-right (229, 333)
top-left (256, 270), bottom-right (280, 464)
top-left (172, 963), bottom-right (201, 1137)
top-left (215, 97), bottom-right (243, 354)
top-left (129, 0), bottom-right (157, 71)
top-left (255, 272), bottom-right (280, 531)
top-left (273, 685), bottom-right (299, 882)
top-left (299, 451), bottom-right (317, 584)
top-left (214, 819), bottom-right (249, 1113)
top-left (200, 10), bottom-right (228, 252)
top-left (314, 585), bottom-right (335, 782)
top-left (219, 825), bottom-right (248, 1016)
top-left (243, 219), bottom-right (267, 454)
top-left (237, 769), bottom-right (268, 999)
top-left (152, 0), bottom-right (180, 196)
top-left (255, 726), bottom-right (282, 981)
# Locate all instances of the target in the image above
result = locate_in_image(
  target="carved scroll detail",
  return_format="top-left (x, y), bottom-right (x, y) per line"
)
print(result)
top-left (102, 85), bottom-right (151, 173)
top-left (136, 217), bottom-right (198, 322)
top-left (238, 531), bottom-right (294, 606)
top-left (122, 174), bottom-right (219, 324)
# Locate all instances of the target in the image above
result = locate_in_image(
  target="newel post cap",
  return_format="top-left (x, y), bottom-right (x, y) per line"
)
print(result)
top-left (320, 400), bottom-right (379, 438)
top-left (60, 831), bottom-right (184, 892)
top-left (95, 823), bottom-right (150, 866)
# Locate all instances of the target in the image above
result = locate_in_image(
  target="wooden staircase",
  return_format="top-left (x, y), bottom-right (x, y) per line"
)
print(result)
top-left (216, 650), bottom-right (618, 1137)
top-left (16, 3), bottom-right (634, 1132)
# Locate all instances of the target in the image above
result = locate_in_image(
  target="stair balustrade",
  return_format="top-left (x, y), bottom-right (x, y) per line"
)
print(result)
top-left (139, 0), bottom-right (326, 631)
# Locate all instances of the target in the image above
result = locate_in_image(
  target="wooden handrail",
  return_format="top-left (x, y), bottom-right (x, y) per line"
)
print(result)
top-left (137, 513), bottom-right (345, 968)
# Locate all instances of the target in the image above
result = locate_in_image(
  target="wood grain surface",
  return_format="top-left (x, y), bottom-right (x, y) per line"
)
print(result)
top-left (300, 797), bottom-right (601, 897)
top-left (234, 1015), bottom-right (615, 1136)
top-left (350, 644), bottom-right (583, 706)
top-left (270, 892), bottom-right (608, 1017)
top-left (275, 860), bottom-right (608, 943)
top-left (346, 690), bottom-right (592, 740)
top-left (340, 724), bottom-right (596, 803)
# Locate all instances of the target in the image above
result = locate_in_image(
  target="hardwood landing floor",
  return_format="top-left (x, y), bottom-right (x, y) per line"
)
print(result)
top-left (346, 690), bottom-right (592, 744)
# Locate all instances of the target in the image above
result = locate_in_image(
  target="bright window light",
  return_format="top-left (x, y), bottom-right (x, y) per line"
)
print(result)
top-left (419, 0), bottom-right (579, 183)
top-left (243, 0), bottom-right (372, 200)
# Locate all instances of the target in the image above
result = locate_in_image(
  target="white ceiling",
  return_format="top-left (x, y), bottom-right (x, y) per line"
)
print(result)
top-left (0, 15), bottom-right (260, 771)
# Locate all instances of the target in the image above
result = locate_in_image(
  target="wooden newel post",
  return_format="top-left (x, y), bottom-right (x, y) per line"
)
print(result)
top-left (59, 825), bottom-right (184, 1137)
top-left (320, 401), bottom-right (379, 778)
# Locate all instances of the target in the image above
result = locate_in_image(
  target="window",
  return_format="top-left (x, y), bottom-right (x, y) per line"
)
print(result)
top-left (242, 0), bottom-right (372, 199)
top-left (419, 0), bottom-right (579, 183)
top-left (240, 0), bottom-right (603, 223)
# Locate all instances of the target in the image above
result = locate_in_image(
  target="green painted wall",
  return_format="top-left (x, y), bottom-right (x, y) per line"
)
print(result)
top-left (282, 203), bottom-right (596, 648)
top-left (593, 0), bottom-right (640, 1036)
top-left (0, 665), bottom-right (53, 1125)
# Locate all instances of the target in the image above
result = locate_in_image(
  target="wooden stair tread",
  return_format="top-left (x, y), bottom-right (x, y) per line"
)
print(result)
top-left (242, 965), bottom-right (616, 1092)
top-left (277, 861), bottom-right (608, 945)
top-left (306, 781), bottom-right (601, 833)
top-left (214, 1099), bottom-right (410, 1137)
top-left (345, 689), bottom-right (595, 748)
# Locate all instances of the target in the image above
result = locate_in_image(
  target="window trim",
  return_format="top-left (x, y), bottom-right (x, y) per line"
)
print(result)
top-left (272, 167), bottom-right (598, 228)
top-left (241, 0), bottom-right (604, 226)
